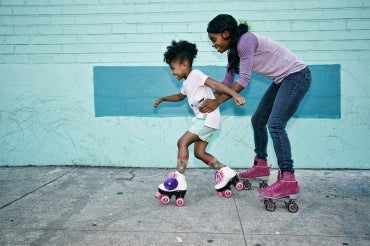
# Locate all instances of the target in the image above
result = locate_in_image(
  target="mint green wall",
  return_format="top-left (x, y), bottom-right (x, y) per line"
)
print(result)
top-left (0, 1), bottom-right (369, 168)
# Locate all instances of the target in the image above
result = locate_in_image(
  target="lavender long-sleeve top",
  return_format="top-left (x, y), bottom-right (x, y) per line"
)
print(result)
top-left (223, 32), bottom-right (307, 88)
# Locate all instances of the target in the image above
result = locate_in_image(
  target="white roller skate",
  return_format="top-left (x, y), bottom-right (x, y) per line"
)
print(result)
top-left (238, 157), bottom-right (271, 190)
top-left (215, 166), bottom-right (244, 198)
top-left (155, 171), bottom-right (187, 207)
top-left (259, 171), bottom-right (300, 213)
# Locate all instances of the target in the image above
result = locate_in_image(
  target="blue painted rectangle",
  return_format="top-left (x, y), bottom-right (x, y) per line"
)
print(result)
top-left (93, 65), bottom-right (341, 119)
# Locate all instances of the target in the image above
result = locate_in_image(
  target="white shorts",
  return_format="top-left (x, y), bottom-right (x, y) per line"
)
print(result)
top-left (189, 118), bottom-right (217, 142)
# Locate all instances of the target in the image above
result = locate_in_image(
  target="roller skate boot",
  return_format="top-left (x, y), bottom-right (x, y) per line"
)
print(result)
top-left (238, 157), bottom-right (271, 190)
top-left (155, 171), bottom-right (187, 207)
top-left (215, 166), bottom-right (244, 198)
top-left (259, 171), bottom-right (300, 213)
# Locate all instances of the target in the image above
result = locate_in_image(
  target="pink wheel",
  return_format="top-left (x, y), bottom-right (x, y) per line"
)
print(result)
top-left (224, 189), bottom-right (232, 198)
top-left (155, 192), bottom-right (162, 199)
top-left (161, 195), bottom-right (170, 205)
top-left (235, 181), bottom-right (244, 190)
top-left (176, 197), bottom-right (185, 207)
top-left (217, 191), bottom-right (224, 197)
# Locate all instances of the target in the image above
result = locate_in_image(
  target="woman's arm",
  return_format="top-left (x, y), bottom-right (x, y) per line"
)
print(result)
top-left (200, 33), bottom-right (257, 113)
top-left (204, 77), bottom-right (245, 106)
top-left (199, 82), bottom-right (244, 113)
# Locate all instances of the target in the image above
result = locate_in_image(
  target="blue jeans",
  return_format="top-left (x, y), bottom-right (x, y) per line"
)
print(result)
top-left (251, 66), bottom-right (311, 173)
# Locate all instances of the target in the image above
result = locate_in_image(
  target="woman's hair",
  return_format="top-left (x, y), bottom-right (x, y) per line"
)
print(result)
top-left (207, 14), bottom-right (249, 74)
top-left (163, 40), bottom-right (197, 66)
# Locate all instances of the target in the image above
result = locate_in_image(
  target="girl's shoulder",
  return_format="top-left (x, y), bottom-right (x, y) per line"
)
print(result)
top-left (189, 69), bottom-right (207, 77)
top-left (187, 69), bottom-right (209, 84)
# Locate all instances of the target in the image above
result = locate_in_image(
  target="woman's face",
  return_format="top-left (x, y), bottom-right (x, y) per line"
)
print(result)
top-left (208, 31), bottom-right (231, 53)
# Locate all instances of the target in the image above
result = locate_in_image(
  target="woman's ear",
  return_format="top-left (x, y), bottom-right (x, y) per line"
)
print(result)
top-left (222, 30), bottom-right (231, 40)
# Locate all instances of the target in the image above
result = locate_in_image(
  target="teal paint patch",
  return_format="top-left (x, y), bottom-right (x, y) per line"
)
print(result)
top-left (93, 65), bottom-right (340, 118)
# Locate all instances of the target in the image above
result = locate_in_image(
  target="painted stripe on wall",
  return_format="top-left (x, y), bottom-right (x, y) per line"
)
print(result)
top-left (93, 65), bottom-right (340, 119)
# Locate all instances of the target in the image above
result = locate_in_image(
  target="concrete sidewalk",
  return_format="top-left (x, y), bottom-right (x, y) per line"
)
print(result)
top-left (0, 166), bottom-right (369, 246)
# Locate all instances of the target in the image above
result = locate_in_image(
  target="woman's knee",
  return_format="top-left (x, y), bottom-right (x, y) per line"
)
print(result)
top-left (251, 114), bottom-right (258, 127)
top-left (252, 114), bottom-right (267, 130)
top-left (267, 118), bottom-right (286, 134)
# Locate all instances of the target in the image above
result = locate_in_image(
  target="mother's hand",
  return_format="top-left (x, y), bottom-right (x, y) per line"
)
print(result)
top-left (199, 99), bottom-right (219, 113)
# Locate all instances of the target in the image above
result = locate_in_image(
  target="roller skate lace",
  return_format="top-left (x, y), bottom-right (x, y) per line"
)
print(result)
top-left (215, 170), bottom-right (224, 184)
top-left (167, 171), bottom-right (177, 178)
top-left (260, 178), bottom-right (300, 198)
top-left (240, 168), bottom-right (257, 177)
top-left (259, 179), bottom-right (283, 197)
top-left (239, 165), bottom-right (270, 179)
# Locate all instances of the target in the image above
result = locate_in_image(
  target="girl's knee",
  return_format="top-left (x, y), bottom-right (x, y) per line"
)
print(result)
top-left (194, 150), bottom-right (205, 161)
top-left (177, 138), bottom-right (186, 148)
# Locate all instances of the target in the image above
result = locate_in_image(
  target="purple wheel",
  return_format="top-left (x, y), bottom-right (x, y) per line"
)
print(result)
top-left (217, 191), bottom-right (224, 197)
top-left (161, 195), bottom-right (170, 205)
top-left (176, 197), bottom-right (185, 207)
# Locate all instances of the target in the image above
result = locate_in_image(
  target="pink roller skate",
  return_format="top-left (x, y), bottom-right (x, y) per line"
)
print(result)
top-left (215, 166), bottom-right (244, 198)
top-left (238, 157), bottom-right (271, 190)
top-left (259, 171), bottom-right (300, 213)
top-left (155, 171), bottom-right (187, 207)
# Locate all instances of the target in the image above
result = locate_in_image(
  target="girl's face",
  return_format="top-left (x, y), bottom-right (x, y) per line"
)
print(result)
top-left (169, 60), bottom-right (189, 80)
top-left (208, 31), bottom-right (231, 53)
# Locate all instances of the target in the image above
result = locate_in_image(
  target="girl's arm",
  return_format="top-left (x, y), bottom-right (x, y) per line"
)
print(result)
top-left (204, 77), bottom-right (246, 106)
top-left (153, 93), bottom-right (186, 107)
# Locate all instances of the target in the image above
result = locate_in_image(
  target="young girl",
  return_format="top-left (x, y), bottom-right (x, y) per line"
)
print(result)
top-left (154, 40), bottom-right (245, 206)
top-left (202, 14), bottom-right (312, 203)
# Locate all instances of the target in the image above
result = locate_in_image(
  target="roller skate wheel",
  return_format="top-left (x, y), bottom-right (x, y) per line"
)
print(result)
top-left (155, 192), bottom-right (162, 199)
top-left (236, 181), bottom-right (244, 190)
top-left (287, 202), bottom-right (299, 213)
top-left (175, 197), bottom-right (185, 207)
top-left (243, 180), bottom-right (251, 190)
top-left (161, 195), bottom-right (170, 205)
top-left (217, 191), bottom-right (224, 197)
top-left (284, 200), bottom-right (289, 208)
top-left (259, 181), bottom-right (268, 189)
top-left (223, 189), bottom-right (232, 198)
top-left (265, 200), bottom-right (276, 212)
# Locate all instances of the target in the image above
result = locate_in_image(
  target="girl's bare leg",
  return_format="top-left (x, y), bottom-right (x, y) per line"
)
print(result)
top-left (176, 131), bottom-right (199, 173)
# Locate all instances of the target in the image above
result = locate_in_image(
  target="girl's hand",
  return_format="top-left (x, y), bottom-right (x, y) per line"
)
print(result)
top-left (153, 98), bottom-right (162, 108)
top-left (233, 95), bottom-right (246, 106)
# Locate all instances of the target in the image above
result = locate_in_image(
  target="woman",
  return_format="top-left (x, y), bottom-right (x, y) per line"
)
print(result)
top-left (201, 14), bottom-right (312, 201)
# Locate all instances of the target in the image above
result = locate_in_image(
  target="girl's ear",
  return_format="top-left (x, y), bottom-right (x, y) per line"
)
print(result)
top-left (221, 30), bottom-right (231, 40)
top-left (182, 60), bottom-right (190, 68)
